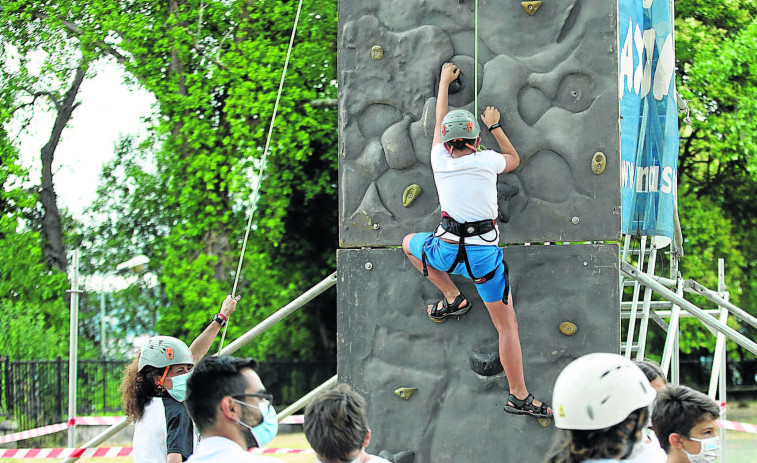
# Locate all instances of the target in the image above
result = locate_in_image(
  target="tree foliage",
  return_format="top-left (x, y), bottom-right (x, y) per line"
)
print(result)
top-left (674, 0), bottom-right (757, 356)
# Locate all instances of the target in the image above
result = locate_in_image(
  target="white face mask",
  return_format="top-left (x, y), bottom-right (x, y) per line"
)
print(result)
top-left (683, 435), bottom-right (720, 463)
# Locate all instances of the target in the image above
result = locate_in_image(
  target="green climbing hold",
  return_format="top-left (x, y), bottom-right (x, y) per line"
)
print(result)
top-left (394, 387), bottom-right (418, 400)
top-left (402, 184), bottom-right (422, 207)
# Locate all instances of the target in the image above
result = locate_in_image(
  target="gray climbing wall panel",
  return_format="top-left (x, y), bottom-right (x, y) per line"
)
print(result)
top-left (337, 244), bottom-right (619, 463)
top-left (338, 0), bottom-right (620, 246)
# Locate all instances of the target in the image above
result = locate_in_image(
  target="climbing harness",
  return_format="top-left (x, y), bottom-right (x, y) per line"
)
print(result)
top-left (218, 0), bottom-right (305, 353)
top-left (421, 212), bottom-right (510, 301)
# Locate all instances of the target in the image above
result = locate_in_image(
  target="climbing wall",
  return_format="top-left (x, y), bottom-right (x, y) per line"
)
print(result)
top-left (337, 1), bottom-right (620, 462)
top-left (339, 0), bottom-right (620, 245)
top-left (337, 245), bottom-right (619, 462)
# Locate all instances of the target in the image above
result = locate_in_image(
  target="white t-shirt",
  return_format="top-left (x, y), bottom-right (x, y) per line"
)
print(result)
top-left (431, 143), bottom-right (506, 245)
top-left (624, 429), bottom-right (668, 463)
top-left (187, 436), bottom-right (283, 463)
top-left (133, 396), bottom-right (195, 463)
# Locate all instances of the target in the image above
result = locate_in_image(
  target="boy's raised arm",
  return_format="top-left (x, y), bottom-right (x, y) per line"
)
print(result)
top-left (480, 106), bottom-right (520, 172)
top-left (433, 62), bottom-right (460, 145)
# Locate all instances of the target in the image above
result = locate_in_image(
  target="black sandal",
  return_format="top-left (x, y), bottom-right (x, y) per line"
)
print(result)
top-left (504, 393), bottom-right (553, 418)
top-left (427, 293), bottom-right (472, 322)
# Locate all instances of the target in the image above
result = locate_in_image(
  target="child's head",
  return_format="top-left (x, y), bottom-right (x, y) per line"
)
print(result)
top-left (652, 384), bottom-right (720, 461)
top-left (304, 383), bottom-right (370, 463)
top-left (545, 353), bottom-right (656, 462)
top-left (441, 109), bottom-right (480, 152)
top-left (634, 359), bottom-right (667, 391)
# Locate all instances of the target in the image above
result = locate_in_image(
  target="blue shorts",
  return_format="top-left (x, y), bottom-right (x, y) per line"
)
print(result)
top-left (408, 232), bottom-right (508, 303)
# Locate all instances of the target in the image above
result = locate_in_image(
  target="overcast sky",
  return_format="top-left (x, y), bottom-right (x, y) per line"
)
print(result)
top-left (17, 59), bottom-right (155, 219)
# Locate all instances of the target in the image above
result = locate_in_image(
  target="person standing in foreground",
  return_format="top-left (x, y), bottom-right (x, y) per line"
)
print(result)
top-left (544, 353), bottom-right (656, 462)
top-left (121, 295), bottom-right (239, 463)
top-left (651, 385), bottom-right (721, 463)
top-left (184, 356), bottom-right (282, 463)
top-left (304, 383), bottom-right (391, 463)
top-left (402, 62), bottom-right (551, 417)
top-left (625, 360), bottom-right (668, 462)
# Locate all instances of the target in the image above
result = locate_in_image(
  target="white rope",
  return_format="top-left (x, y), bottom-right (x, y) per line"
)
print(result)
top-left (218, 0), bottom-right (306, 353)
top-left (474, 0), bottom-right (479, 117)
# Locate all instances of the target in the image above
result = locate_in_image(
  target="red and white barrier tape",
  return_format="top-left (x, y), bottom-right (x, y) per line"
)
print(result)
top-left (718, 419), bottom-right (757, 434)
top-left (0, 414), bottom-right (303, 445)
top-left (0, 447), bottom-right (314, 459)
top-left (0, 417), bottom-right (129, 444)
top-left (72, 416), bottom-right (126, 426)
top-left (0, 423), bottom-right (69, 445)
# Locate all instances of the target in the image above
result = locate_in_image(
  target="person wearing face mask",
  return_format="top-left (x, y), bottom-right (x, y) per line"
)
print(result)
top-left (624, 360), bottom-right (669, 463)
top-left (544, 353), bottom-right (657, 463)
top-left (184, 355), bottom-right (282, 463)
top-left (651, 385), bottom-right (721, 463)
top-left (120, 295), bottom-right (239, 463)
top-left (303, 383), bottom-right (391, 463)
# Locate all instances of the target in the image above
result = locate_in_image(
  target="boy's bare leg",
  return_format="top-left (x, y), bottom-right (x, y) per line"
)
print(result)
top-left (484, 293), bottom-right (552, 412)
top-left (402, 234), bottom-right (468, 312)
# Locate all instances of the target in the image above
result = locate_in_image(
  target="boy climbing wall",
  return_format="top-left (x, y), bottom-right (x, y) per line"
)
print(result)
top-left (402, 62), bottom-right (552, 418)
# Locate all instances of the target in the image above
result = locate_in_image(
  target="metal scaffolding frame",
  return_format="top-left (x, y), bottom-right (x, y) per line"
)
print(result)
top-left (620, 234), bottom-right (757, 463)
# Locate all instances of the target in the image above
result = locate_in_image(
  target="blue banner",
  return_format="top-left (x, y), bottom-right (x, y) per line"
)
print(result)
top-left (619, 0), bottom-right (678, 238)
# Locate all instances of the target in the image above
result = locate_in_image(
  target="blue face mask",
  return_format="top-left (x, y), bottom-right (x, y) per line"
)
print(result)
top-left (233, 399), bottom-right (278, 448)
top-left (167, 372), bottom-right (192, 402)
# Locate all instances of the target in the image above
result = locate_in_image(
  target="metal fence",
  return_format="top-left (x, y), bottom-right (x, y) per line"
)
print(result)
top-left (0, 357), bottom-right (336, 432)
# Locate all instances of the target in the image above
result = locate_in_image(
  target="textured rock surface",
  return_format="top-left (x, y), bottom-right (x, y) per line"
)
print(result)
top-left (338, 0), bottom-right (620, 246)
top-left (337, 245), bottom-right (620, 463)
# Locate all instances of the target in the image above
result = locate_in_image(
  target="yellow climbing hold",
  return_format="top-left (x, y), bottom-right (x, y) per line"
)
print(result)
top-left (402, 184), bottom-right (422, 207)
top-left (559, 321), bottom-right (578, 336)
top-left (538, 417), bottom-right (551, 427)
top-left (522, 1), bottom-right (543, 15)
top-left (394, 387), bottom-right (418, 400)
top-left (592, 152), bottom-right (606, 174)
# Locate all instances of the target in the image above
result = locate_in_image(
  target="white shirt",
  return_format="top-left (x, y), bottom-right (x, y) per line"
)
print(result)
top-left (624, 429), bottom-right (668, 463)
top-left (431, 143), bottom-right (506, 245)
top-left (187, 436), bottom-right (283, 463)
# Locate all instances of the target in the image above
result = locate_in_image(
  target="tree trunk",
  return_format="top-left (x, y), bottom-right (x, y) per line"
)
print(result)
top-left (39, 60), bottom-right (89, 272)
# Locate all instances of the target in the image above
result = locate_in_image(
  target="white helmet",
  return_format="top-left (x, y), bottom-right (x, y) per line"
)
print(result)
top-left (552, 353), bottom-right (656, 430)
top-left (137, 336), bottom-right (193, 372)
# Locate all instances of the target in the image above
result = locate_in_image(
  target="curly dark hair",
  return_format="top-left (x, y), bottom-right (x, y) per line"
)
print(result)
top-left (544, 408), bottom-right (648, 463)
top-left (120, 358), bottom-right (167, 422)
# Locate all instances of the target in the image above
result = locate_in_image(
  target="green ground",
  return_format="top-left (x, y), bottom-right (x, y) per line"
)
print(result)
top-left (2, 402), bottom-right (756, 462)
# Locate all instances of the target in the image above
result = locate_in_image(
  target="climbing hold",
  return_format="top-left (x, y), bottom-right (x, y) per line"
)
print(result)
top-left (559, 321), bottom-right (578, 336)
top-left (394, 387), bottom-right (418, 400)
top-left (571, 216), bottom-right (580, 225)
top-left (592, 152), bottom-right (606, 174)
top-left (538, 417), bottom-right (551, 427)
top-left (448, 71), bottom-right (463, 95)
top-left (371, 45), bottom-right (384, 60)
top-left (365, 262), bottom-right (373, 270)
top-left (522, 1), bottom-right (543, 15)
top-left (372, 222), bottom-right (380, 230)
top-left (469, 343), bottom-right (503, 376)
top-left (402, 184), bottom-right (422, 207)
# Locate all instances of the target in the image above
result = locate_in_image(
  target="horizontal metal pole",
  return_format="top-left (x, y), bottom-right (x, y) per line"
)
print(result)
top-left (622, 301), bottom-right (674, 309)
top-left (277, 375), bottom-right (337, 422)
top-left (622, 309), bottom-right (720, 319)
top-left (623, 274), bottom-right (676, 288)
top-left (621, 261), bottom-right (757, 356)
top-left (60, 419), bottom-right (130, 463)
top-left (683, 280), bottom-right (757, 330)
top-left (220, 272), bottom-right (337, 356)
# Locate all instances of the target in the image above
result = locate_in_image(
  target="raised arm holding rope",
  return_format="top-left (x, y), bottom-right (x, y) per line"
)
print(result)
top-left (402, 62), bottom-right (552, 419)
top-left (121, 295), bottom-right (240, 463)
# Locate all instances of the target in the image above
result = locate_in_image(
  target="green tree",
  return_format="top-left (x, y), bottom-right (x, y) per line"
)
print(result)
top-left (73, 0), bottom-right (339, 359)
top-left (674, 0), bottom-right (757, 356)
top-left (0, 129), bottom-right (69, 359)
